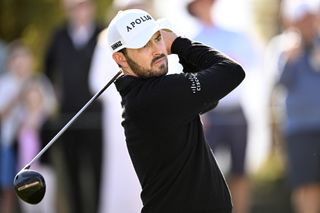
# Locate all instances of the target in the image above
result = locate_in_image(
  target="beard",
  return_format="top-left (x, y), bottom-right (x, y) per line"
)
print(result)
top-left (125, 53), bottom-right (168, 78)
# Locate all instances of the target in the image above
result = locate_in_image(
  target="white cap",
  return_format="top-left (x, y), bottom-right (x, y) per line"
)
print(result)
top-left (106, 9), bottom-right (172, 53)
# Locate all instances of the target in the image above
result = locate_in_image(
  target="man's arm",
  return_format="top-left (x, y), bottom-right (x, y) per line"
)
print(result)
top-left (134, 35), bottom-right (245, 126)
top-left (162, 30), bottom-right (234, 74)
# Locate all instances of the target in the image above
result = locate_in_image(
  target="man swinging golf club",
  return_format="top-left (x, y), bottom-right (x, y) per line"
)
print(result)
top-left (13, 8), bottom-right (245, 212)
top-left (108, 9), bottom-right (245, 213)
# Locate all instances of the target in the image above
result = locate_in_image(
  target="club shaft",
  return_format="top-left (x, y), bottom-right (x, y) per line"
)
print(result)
top-left (23, 71), bottom-right (122, 171)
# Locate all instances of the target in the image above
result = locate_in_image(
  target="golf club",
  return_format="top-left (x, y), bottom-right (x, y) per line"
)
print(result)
top-left (14, 70), bottom-right (122, 204)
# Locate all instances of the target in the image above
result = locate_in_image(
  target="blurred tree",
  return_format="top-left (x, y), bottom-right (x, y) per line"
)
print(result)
top-left (0, 0), bottom-right (112, 71)
top-left (252, 0), bottom-right (282, 44)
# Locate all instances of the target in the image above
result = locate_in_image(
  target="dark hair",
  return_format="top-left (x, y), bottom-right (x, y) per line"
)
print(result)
top-left (118, 48), bottom-right (127, 55)
top-left (116, 48), bottom-right (127, 68)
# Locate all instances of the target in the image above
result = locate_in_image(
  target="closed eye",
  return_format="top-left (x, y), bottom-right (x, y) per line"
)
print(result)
top-left (141, 32), bottom-right (162, 49)
top-left (155, 34), bottom-right (162, 42)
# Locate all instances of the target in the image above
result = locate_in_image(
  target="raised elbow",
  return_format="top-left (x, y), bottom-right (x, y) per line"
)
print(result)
top-left (234, 63), bottom-right (246, 83)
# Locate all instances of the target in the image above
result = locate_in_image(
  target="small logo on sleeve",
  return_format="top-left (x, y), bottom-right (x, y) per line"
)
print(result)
top-left (188, 73), bottom-right (201, 94)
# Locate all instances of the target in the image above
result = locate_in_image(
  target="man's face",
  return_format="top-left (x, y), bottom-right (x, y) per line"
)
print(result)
top-left (122, 31), bottom-right (169, 78)
top-left (295, 13), bottom-right (318, 44)
top-left (65, 0), bottom-right (95, 27)
top-left (8, 49), bottom-right (33, 80)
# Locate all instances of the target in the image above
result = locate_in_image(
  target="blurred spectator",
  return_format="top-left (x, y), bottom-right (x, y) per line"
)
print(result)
top-left (0, 39), bottom-right (7, 177)
top-left (262, 0), bottom-right (305, 179)
top-left (44, 0), bottom-right (103, 212)
top-left (186, 0), bottom-right (261, 212)
top-left (89, 1), bottom-right (153, 213)
top-left (0, 40), bottom-right (33, 213)
top-left (0, 39), bottom-right (8, 211)
top-left (274, 1), bottom-right (320, 212)
top-left (16, 58), bottom-right (58, 213)
top-left (0, 39), bottom-right (7, 74)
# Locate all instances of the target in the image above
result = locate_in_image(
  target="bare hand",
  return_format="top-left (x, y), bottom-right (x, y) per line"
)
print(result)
top-left (161, 30), bottom-right (177, 55)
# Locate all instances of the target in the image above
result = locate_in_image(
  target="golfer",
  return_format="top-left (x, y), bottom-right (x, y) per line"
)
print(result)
top-left (107, 9), bottom-right (245, 213)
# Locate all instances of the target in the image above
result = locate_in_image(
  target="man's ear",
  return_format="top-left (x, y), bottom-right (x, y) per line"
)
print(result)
top-left (112, 52), bottom-right (128, 68)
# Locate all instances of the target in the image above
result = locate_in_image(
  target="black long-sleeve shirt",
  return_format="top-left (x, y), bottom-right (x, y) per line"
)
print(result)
top-left (115, 37), bottom-right (245, 213)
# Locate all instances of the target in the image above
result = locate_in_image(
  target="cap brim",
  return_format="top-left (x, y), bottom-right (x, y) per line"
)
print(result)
top-left (125, 18), bottom-right (173, 49)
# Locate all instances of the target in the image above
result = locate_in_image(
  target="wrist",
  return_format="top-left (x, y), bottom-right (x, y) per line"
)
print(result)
top-left (171, 37), bottom-right (192, 55)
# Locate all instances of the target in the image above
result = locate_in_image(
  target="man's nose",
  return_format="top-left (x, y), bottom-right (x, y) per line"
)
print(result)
top-left (150, 41), bottom-right (162, 56)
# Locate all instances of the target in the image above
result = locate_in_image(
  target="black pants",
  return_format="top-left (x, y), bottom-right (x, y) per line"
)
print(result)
top-left (61, 127), bottom-right (103, 213)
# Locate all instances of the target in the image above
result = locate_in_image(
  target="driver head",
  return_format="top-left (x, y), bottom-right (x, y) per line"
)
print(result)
top-left (13, 170), bottom-right (46, 204)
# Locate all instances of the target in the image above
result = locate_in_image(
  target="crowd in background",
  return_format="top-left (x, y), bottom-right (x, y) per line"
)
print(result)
top-left (1, 0), bottom-right (320, 213)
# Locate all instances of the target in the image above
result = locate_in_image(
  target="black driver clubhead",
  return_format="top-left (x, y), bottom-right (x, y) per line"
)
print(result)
top-left (13, 170), bottom-right (46, 204)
